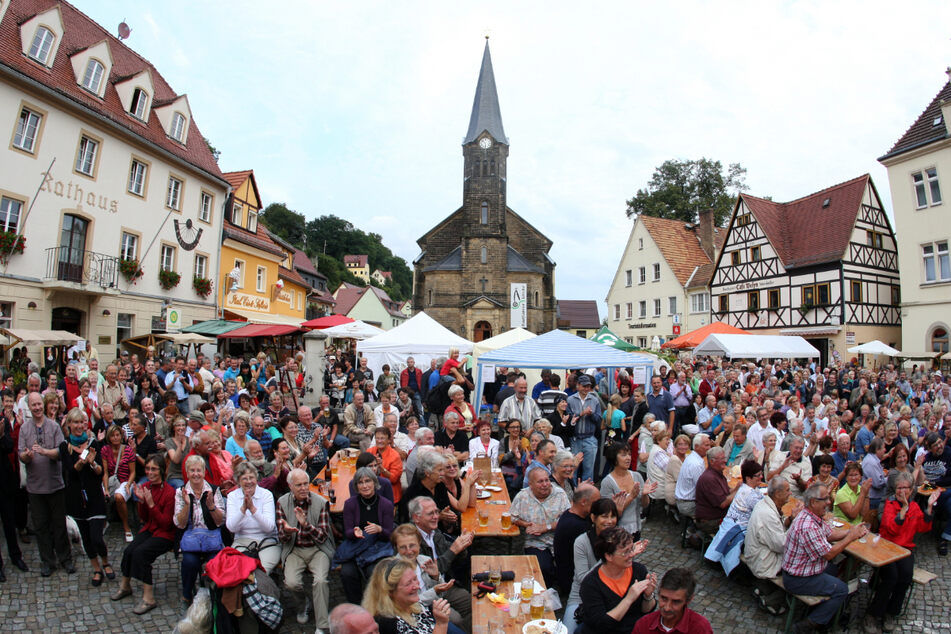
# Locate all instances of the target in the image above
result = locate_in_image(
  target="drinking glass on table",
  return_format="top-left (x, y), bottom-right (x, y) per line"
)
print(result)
top-left (530, 592), bottom-right (545, 619)
top-left (500, 511), bottom-right (512, 530)
top-left (521, 574), bottom-right (534, 600)
top-left (488, 565), bottom-right (502, 588)
top-left (478, 508), bottom-right (489, 527)
top-left (507, 591), bottom-right (521, 618)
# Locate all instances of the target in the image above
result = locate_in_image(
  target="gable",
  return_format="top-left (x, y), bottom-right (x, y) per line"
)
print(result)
top-left (68, 39), bottom-right (113, 98)
top-left (18, 4), bottom-right (63, 68)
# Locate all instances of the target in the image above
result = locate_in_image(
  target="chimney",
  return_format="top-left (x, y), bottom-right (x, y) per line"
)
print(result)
top-left (698, 208), bottom-right (715, 261)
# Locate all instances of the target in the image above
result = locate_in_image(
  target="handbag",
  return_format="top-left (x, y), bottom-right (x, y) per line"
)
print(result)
top-left (107, 444), bottom-right (123, 495)
top-left (180, 491), bottom-right (224, 553)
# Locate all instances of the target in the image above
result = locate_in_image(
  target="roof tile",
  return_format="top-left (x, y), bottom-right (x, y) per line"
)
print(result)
top-left (880, 79), bottom-right (951, 160)
top-left (557, 300), bottom-right (601, 328)
top-left (638, 216), bottom-right (720, 287)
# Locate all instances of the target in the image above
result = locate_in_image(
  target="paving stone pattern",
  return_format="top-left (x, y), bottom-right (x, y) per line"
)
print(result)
top-left (0, 513), bottom-right (947, 633)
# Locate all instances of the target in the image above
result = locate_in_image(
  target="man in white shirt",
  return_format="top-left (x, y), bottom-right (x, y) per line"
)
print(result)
top-left (747, 407), bottom-right (776, 452)
top-left (697, 395), bottom-right (718, 436)
top-left (372, 391), bottom-right (397, 428)
top-left (498, 378), bottom-right (543, 434)
top-left (675, 434), bottom-right (711, 519)
top-left (802, 404), bottom-right (827, 437)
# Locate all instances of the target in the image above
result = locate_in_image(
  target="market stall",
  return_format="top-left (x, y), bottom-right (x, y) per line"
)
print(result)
top-left (693, 333), bottom-right (820, 359)
top-left (356, 311), bottom-right (473, 378)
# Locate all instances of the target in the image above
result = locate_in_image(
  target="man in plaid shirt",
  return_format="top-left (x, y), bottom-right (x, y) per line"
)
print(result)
top-left (277, 469), bottom-right (335, 632)
top-left (781, 482), bottom-right (868, 632)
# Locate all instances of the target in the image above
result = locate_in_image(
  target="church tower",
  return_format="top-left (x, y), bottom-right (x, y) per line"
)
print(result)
top-left (413, 41), bottom-right (556, 340)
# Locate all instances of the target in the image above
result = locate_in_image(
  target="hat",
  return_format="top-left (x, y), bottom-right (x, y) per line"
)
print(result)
top-left (576, 374), bottom-right (593, 387)
top-left (188, 411), bottom-right (204, 424)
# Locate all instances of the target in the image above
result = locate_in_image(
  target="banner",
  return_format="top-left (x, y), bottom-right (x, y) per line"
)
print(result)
top-left (165, 306), bottom-right (182, 332)
top-left (510, 283), bottom-right (527, 328)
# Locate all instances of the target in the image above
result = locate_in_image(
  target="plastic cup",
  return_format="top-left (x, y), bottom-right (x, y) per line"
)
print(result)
top-left (478, 509), bottom-right (489, 527)
top-left (500, 512), bottom-right (512, 530)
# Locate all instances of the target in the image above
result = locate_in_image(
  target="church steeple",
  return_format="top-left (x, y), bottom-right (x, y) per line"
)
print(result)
top-left (464, 40), bottom-right (507, 145)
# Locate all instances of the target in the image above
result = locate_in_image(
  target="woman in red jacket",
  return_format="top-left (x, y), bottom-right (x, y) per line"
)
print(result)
top-left (110, 454), bottom-right (175, 615)
top-left (863, 472), bottom-right (939, 632)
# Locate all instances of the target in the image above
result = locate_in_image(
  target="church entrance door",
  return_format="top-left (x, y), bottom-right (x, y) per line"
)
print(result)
top-left (473, 321), bottom-right (492, 342)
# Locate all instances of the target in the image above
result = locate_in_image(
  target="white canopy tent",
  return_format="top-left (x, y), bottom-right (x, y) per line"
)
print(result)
top-left (468, 328), bottom-right (540, 394)
top-left (320, 320), bottom-right (385, 341)
top-left (693, 333), bottom-right (820, 359)
top-left (1, 328), bottom-right (83, 347)
top-left (847, 340), bottom-right (901, 356)
top-left (356, 311), bottom-right (473, 379)
top-left (473, 329), bottom-right (656, 408)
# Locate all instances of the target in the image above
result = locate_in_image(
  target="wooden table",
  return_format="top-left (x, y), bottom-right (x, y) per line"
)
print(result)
top-left (309, 452), bottom-right (355, 513)
top-left (781, 499), bottom-right (803, 518)
top-left (845, 534), bottom-right (910, 568)
top-left (461, 472), bottom-right (520, 538)
top-left (471, 555), bottom-right (555, 633)
top-left (918, 485), bottom-right (944, 497)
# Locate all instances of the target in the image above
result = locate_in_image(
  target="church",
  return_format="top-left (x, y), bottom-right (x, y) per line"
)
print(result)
top-left (413, 42), bottom-right (557, 341)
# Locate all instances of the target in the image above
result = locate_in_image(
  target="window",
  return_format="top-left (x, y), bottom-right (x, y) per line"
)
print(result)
top-left (625, 270), bottom-right (632, 287)
top-left (638, 238), bottom-right (643, 250)
top-left (130, 88), bottom-right (149, 120)
top-left (802, 283), bottom-right (831, 306)
top-left (428, 289), bottom-right (433, 306)
top-left (639, 301), bottom-right (647, 318)
top-left (480, 246), bottom-right (487, 264)
top-left (194, 254), bottom-right (207, 279)
top-left (913, 168), bottom-right (942, 208)
top-left (891, 286), bottom-right (900, 305)
top-left (768, 289), bottom-right (780, 309)
top-left (256, 266), bottom-right (266, 292)
top-left (120, 232), bottom-right (137, 261)
top-left (233, 259), bottom-right (245, 288)
top-left (932, 328), bottom-right (949, 354)
top-left (116, 313), bottom-right (133, 346)
top-left (170, 112), bottom-right (186, 142)
top-left (166, 177), bottom-right (182, 210)
top-left (690, 292), bottom-right (708, 313)
top-left (653, 263), bottom-right (661, 281)
top-left (0, 197), bottom-right (22, 232)
top-left (576, 330), bottom-right (587, 339)
top-left (668, 296), bottom-right (677, 315)
top-left (27, 27), bottom-right (54, 64)
top-left (638, 267), bottom-right (646, 284)
top-left (850, 280), bottom-right (862, 303)
top-left (128, 160), bottom-right (147, 196)
top-left (231, 203), bottom-right (242, 225)
top-left (866, 230), bottom-right (883, 249)
top-left (480, 202), bottom-right (488, 224)
top-left (74, 135), bottom-right (98, 176)
top-left (81, 59), bottom-right (104, 94)
top-left (637, 337), bottom-right (647, 348)
top-left (719, 295), bottom-right (728, 313)
top-left (731, 251), bottom-right (740, 266)
top-left (626, 303), bottom-right (633, 319)
top-left (13, 108), bottom-right (41, 152)
top-left (160, 244), bottom-right (175, 271)
top-left (199, 192), bottom-right (212, 223)
top-left (750, 245), bottom-right (762, 261)
top-left (735, 214), bottom-right (751, 227)
top-left (748, 291), bottom-right (760, 311)
top-left (247, 211), bottom-right (258, 233)
top-left (922, 242), bottom-right (950, 282)
top-left (614, 304), bottom-right (620, 320)
top-left (653, 299), bottom-right (661, 317)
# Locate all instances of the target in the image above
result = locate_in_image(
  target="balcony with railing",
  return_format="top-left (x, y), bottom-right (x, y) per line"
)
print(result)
top-left (44, 246), bottom-right (119, 293)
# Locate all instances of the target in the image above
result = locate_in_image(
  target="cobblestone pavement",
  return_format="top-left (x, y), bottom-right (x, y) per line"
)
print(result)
top-left (0, 512), bottom-right (947, 633)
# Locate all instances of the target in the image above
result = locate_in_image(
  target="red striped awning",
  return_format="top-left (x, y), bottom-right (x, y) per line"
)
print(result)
top-left (217, 324), bottom-right (303, 339)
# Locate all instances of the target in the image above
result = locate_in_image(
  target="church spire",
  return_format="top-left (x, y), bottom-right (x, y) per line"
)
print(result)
top-left (464, 40), bottom-right (507, 145)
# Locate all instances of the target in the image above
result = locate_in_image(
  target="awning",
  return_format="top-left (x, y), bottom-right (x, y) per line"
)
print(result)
top-left (224, 308), bottom-right (303, 327)
top-left (779, 326), bottom-right (842, 337)
top-left (1, 328), bottom-right (83, 347)
top-left (895, 351), bottom-right (940, 359)
top-left (301, 314), bottom-right (354, 329)
top-left (181, 320), bottom-right (247, 336)
top-left (218, 324), bottom-right (303, 339)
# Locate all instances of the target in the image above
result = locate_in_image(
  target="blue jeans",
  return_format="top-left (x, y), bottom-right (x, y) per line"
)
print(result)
top-left (167, 478), bottom-right (184, 490)
top-left (782, 563), bottom-right (848, 625)
top-left (181, 551), bottom-right (213, 601)
top-left (333, 435), bottom-right (351, 450)
top-left (572, 436), bottom-right (597, 482)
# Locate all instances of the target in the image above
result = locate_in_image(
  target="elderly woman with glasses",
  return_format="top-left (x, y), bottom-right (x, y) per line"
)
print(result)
top-left (578, 526), bottom-right (657, 634)
top-left (390, 524), bottom-right (465, 631)
top-left (339, 466), bottom-right (396, 603)
top-left (563, 498), bottom-right (624, 634)
top-left (363, 556), bottom-right (454, 634)
top-left (226, 461), bottom-right (279, 573)
top-left (110, 454), bottom-right (175, 615)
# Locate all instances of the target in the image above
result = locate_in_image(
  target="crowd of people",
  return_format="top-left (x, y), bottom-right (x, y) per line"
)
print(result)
top-left (1, 341), bottom-right (949, 634)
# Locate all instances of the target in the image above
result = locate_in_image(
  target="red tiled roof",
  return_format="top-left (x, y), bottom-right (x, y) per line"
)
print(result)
top-left (0, 0), bottom-right (223, 181)
top-left (880, 79), bottom-right (951, 160)
top-left (332, 284), bottom-right (364, 315)
top-left (222, 169), bottom-right (253, 190)
top-left (292, 247), bottom-right (322, 278)
top-left (310, 289), bottom-right (336, 306)
top-left (639, 215), bottom-right (721, 287)
top-left (222, 225), bottom-right (283, 257)
top-left (369, 286), bottom-right (405, 318)
top-left (278, 265), bottom-right (307, 287)
top-left (557, 300), bottom-right (601, 328)
top-left (740, 174), bottom-right (868, 269)
top-left (344, 254), bottom-right (368, 266)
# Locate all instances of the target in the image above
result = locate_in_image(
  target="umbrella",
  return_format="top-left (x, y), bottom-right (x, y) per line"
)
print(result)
top-left (847, 340), bottom-right (901, 356)
top-left (661, 321), bottom-right (750, 350)
top-left (301, 314), bottom-right (354, 329)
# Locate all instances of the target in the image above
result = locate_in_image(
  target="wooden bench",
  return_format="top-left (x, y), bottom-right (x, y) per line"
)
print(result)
top-left (771, 577), bottom-right (830, 634)
top-left (901, 567), bottom-right (936, 614)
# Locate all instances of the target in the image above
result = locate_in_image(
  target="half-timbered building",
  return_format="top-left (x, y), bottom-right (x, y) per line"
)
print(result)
top-left (709, 174), bottom-right (901, 365)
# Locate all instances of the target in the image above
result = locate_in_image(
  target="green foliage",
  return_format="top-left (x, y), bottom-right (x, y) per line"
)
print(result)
top-left (204, 137), bottom-right (221, 162)
top-left (158, 269), bottom-right (181, 290)
top-left (259, 203), bottom-right (306, 245)
top-left (625, 158), bottom-right (748, 226)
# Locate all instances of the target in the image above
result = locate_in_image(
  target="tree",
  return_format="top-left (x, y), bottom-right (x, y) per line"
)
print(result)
top-left (204, 137), bottom-right (220, 162)
top-left (625, 158), bottom-right (748, 226)
top-left (259, 203), bottom-right (306, 245)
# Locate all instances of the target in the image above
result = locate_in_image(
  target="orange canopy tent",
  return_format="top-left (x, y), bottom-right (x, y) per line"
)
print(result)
top-left (661, 321), bottom-right (750, 350)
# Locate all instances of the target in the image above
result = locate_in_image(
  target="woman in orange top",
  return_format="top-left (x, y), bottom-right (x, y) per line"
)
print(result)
top-left (369, 426), bottom-right (403, 503)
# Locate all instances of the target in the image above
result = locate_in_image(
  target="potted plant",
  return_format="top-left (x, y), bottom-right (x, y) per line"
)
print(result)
top-left (798, 302), bottom-right (814, 315)
top-left (193, 276), bottom-right (213, 298)
top-left (158, 269), bottom-right (181, 290)
top-left (0, 230), bottom-right (25, 265)
top-left (119, 258), bottom-right (143, 283)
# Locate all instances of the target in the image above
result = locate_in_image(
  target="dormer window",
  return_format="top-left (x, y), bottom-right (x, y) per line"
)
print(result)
top-left (170, 112), bottom-right (186, 142)
top-left (81, 59), bottom-right (104, 94)
top-left (130, 88), bottom-right (149, 120)
top-left (28, 27), bottom-right (54, 64)
top-left (247, 211), bottom-right (258, 233)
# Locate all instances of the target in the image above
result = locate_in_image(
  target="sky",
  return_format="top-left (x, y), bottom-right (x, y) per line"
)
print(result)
top-left (80, 1), bottom-right (951, 320)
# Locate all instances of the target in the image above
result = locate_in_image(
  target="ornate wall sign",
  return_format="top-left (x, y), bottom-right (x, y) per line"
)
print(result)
top-left (174, 218), bottom-right (202, 250)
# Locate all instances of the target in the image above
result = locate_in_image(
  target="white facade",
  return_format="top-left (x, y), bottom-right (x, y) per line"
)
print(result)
top-left (879, 97), bottom-right (951, 357)
top-left (0, 2), bottom-right (228, 359)
top-left (605, 218), bottom-right (711, 349)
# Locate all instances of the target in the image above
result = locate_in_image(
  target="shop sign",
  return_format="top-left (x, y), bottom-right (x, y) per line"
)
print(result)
top-left (227, 292), bottom-right (269, 312)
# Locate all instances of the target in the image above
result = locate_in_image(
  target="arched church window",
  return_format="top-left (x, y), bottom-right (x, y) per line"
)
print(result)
top-left (534, 291), bottom-right (539, 307)
top-left (480, 246), bottom-right (487, 264)
top-left (490, 158), bottom-right (496, 176)
top-left (428, 289), bottom-right (433, 306)
top-left (481, 202), bottom-right (488, 225)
